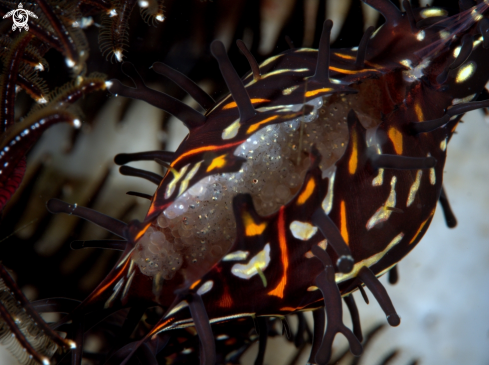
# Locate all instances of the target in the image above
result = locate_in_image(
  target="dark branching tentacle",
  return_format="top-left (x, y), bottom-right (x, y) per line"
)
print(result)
top-left (459, 0), bottom-right (476, 11)
top-left (188, 293), bottom-right (216, 365)
top-left (413, 99), bottom-right (489, 134)
top-left (254, 317), bottom-right (268, 365)
top-left (379, 349), bottom-right (399, 365)
top-left (70, 239), bottom-right (127, 251)
top-left (309, 308), bottom-right (325, 364)
top-left (151, 62), bottom-right (215, 110)
top-left (362, 0), bottom-right (402, 24)
top-left (107, 63), bottom-right (206, 129)
top-left (437, 34), bottom-right (474, 84)
top-left (32, 298), bottom-right (81, 314)
top-left (477, 18), bottom-right (489, 48)
top-left (311, 20), bottom-right (333, 83)
top-left (119, 165), bottom-right (163, 185)
top-left (343, 294), bottom-right (363, 342)
top-left (294, 312), bottom-right (307, 348)
top-left (358, 266), bottom-right (401, 326)
top-left (115, 306), bottom-right (148, 348)
top-left (71, 319), bottom-right (84, 365)
top-left (439, 185), bottom-right (458, 228)
top-left (402, 1), bottom-right (417, 33)
top-left (355, 26), bottom-right (375, 69)
top-left (370, 154), bottom-right (436, 170)
top-left (285, 35), bottom-right (295, 49)
top-left (237, 40), bottom-right (261, 82)
top-left (282, 318), bottom-right (292, 340)
top-left (410, 114), bottom-right (451, 134)
top-left (311, 208), bottom-right (354, 273)
top-left (309, 20), bottom-right (357, 95)
top-left (358, 285), bottom-right (370, 304)
top-left (312, 246), bottom-right (362, 364)
top-left (388, 265), bottom-right (399, 284)
top-left (126, 191), bottom-right (153, 200)
top-left (46, 199), bottom-right (127, 239)
top-left (114, 150), bottom-right (175, 165)
top-left (211, 41), bottom-right (257, 122)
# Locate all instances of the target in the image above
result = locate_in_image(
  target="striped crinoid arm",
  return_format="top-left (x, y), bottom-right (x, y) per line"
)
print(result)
top-left (33, 0), bottom-right (89, 72)
top-left (0, 62), bottom-right (106, 210)
top-left (0, 263), bottom-right (75, 365)
top-left (139, 0), bottom-right (165, 26)
top-left (99, 0), bottom-right (137, 62)
top-left (0, 35), bottom-right (48, 72)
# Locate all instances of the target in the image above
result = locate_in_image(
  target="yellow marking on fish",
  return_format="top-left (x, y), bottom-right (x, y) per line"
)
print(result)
top-left (207, 154), bottom-right (227, 172)
top-left (407, 170), bottom-right (423, 207)
top-left (297, 178), bottom-right (316, 205)
top-left (289, 221), bottom-right (318, 241)
top-left (135, 223), bottom-right (151, 241)
top-left (268, 207), bottom-right (288, 298)
top-left (366, 176), bottom-right (397, 230)
top-left (190, 280), bottom-right (201, 290)
top-left (165, 164), bottom-right (189, 198)
top-left (388, 126), bottom-right (403, 155)
top-left (223, 98), bottom-right (269, 110)
top-left (410, 209), bottom-right (435, 244)
top-left (262, 68), bottom-right (309, 79)
top-left (222, 119), bottom-right (240, 140)
top-left (335, 232), bottom-right (405, 283)
top-left (243, 211), bottom-right (267, 236)
top-left (305, 87), bottom-right (333, 97)
top-left (322, 172), bottom-right (335, 214)
top-left (329, 66), bottom-right (378, 74)
top-left (349, 128), bottom-right (358, 175)
top-left (340, 200), bottom-right (349, 245)
top-left (372, 168), bottom-right (384, 186)
top-left (334, 52), bottom-right (355, 60)
top-left (414, 102), bottom-right (424, 122)
top-left (246, 115), bottom-right (279, 134)
top-left (231, 244), bottom-right (271, 279)
top-left (456, 62), bottom-right (476, 83)
top-left (420, 8), bottom-right (447, 18)
top-left (179, 161), bottom-right (202, 196)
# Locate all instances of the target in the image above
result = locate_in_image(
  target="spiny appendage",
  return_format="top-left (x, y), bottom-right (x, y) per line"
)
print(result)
top-left (307, 20), bottom-right (358, 99)
top-left (411, 96), bottom-right (489, 133)
top-left (438, 185), bottom-right (457, 228)
top-left (311, 246), bottom-right (362, 364)
top-left (46, 199), bottom-right (128, 238)
top-left (211, 40), bottom-right (257, 122)
top-left (344, 110), bottom-right (436, 170)
top-left (362, 0), bottom-right (401, 24)
top-left (0, 264), bottom-right (75, 365)
top-left (106, 62), bottom-right (206, 129)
